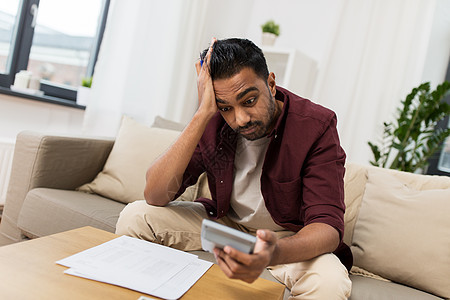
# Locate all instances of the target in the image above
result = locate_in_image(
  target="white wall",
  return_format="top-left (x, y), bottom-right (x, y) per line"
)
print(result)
top-left (242, 0), bottom-right (448, 90)
top-left (0, 94), bottom-right (84, 142)
top-left (0, 0), bottom-right (448, 166)
top-left (245, 0), bottom-right (344, 64)
top-left (242, 0), bottom-right (449, 165)
top-left (421, 0), bottom-right (450, 86)
top-left (167, 0), bottom-right (256, 124)
top-left (165, 0), bottom-right (344, 124)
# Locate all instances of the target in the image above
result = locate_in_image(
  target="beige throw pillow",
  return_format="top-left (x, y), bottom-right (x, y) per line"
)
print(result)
top-left (342, 162), bottom-right (369, 246)
top-left (152, 115), bottom-right (186, 131)
top-left (77, 116), bottom-right (181, 203)
top-left (351, 168), bottom-right (450, 298)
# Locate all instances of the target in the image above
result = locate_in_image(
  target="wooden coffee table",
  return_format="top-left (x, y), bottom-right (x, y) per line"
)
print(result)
top-left (0, 226), bottom-right (285, 299)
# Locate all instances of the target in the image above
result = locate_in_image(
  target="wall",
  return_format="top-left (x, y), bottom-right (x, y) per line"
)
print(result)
top-left (244, 0), bottom-right (344, 64)
top-left (242, 0), bottom-right (449, 165)
top-left (163, 0), bottom-right (344, 125)
top-left (242, 0), bottom-right (448, 90)
top-left (0, 94), bottom-right (85, 142)
top-left (1, 0), bottom-right (448, 166)
top-left (166, 0), bottom-right (256, 124)
top-left (421, 0), bottom-right (450, 86)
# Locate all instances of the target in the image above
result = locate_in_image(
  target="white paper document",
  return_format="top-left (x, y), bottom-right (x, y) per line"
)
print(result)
top-left (57, 236), bottom-right (213, 299)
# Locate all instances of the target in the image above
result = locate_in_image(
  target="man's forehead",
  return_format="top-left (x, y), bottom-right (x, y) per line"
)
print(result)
top-left (214, 84), bottom-right (260, 104)
top-left (213, 68), bottom-right (265, 102)
top-left (215, 87), bottom-right (260, 105)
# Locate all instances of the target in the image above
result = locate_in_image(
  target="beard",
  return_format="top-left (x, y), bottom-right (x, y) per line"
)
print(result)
top-left (236, 91), bottom-right (277, 141)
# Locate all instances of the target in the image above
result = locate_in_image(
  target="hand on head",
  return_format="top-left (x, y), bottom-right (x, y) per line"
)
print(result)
top-left (195, 38), bottom-right (218, 118)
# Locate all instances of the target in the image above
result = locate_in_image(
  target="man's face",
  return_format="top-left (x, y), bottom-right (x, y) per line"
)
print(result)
top-left (213, 68), bottom-right (280, 141)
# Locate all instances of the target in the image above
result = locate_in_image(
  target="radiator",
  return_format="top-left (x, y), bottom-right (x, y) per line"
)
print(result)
top-left (0, 139), bottom-right (15, 207)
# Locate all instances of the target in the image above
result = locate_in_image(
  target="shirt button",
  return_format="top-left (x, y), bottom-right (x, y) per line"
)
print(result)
top-left (219, 147), bottom-right (223, 151)
top-left (220, 180), bottom-right (223, 184)
top-left (209, 211), bottom-right (213, 215)
top-left (275, 134), bottom-right (278, 139)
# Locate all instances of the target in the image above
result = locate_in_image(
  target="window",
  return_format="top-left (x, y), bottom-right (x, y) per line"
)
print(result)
top-left (426, 60), bottom-right (450, 177)
top-left (437, 119), bottom-right (450, 172)
top-left (0, 0), bottom-right (110, 105)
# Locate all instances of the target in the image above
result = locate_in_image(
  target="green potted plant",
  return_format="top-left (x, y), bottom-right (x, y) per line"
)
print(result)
top-left (76, 76), bottom-right (93, 106)
top-left (81, 77), bottom-right (92, 88)
top-left (261, 20), bottom-right (280, 46)
top-left (368, 81), bottom-right (450, 173)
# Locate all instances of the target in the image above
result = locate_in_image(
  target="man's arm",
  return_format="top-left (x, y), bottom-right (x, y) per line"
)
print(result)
top-left (214, 223), bottom-right (339, 283)
top-left (144, 38), bottom-right (218, 206)
top-left (270, 223), bottom-right (339, 265)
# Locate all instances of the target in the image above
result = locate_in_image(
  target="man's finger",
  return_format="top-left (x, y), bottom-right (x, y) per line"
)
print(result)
top-left (197, 37), bottom-right (216, 76)
top-left (256, 229), bottom-right (277, 244)
top-left (203, 37), bottom-right (216, 68)
top-left (215, 251), bottom-right (235, 278)
top-left (223, 246), bottom-right (253, 266)
top-left (195, 60), bottom-right (201, 76)
top-left (216, 252), bottom-right (258, 283)
top-left (219, 248), bottom-right (253, 274)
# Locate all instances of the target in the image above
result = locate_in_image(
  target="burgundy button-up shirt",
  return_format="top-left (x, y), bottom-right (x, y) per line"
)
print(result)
top-left (176, 86), bottom-right (352, 269)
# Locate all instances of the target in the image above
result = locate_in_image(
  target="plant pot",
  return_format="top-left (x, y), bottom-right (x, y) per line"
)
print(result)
top-left (261, 32), bottom-right (277, 46)
top-left (76, 86), bottom-right (91, 106)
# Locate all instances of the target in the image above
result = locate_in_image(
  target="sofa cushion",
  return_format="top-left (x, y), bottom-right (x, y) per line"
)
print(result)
top-left (351, 167), bottom-right (450, 298)
top-left (18, 188), bottom-right (125, 238)
top-left (349, 275), bottom-right (443, 300)
top-left (342, 162), bottom-right (368, 246)
top-left (77, 116), bottom-right (181, 204)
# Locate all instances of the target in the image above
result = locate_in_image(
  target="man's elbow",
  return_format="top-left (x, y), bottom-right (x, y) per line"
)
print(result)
top-left (315, 222), bottom-right (341, 253)
top-left (329, 227), bottom-right (341, 252)
top-left (144, 189), bottom-right (170, 206)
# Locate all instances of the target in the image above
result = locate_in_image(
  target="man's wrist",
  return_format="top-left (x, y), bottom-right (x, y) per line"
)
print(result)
top-left (194, 106), bottom-right (216, 124)
top-left (269, 241), bottom-right (281, 266)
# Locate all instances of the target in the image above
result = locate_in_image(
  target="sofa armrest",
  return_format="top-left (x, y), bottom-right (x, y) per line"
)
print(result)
top-left (0, 131), bottom-right (114, 245)
top-left (18, 131), bottom-right (114, 189)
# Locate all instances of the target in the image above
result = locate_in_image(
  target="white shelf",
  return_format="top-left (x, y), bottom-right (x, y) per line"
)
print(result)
top-left (262, 47), bottom-right (318, 99)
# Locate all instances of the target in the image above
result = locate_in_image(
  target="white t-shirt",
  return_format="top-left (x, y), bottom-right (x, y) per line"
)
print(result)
top-left (228, 136), bottom-right (284, 231)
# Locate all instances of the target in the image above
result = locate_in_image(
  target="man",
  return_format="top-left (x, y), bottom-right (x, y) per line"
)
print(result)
top-left (116, 38), bottom-right (352, 299)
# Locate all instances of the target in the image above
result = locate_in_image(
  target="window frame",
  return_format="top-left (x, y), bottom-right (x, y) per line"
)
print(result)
top-left (0, 0), bottom-right (110, 107)
top-left (426, 59), bottom-right (450, 176)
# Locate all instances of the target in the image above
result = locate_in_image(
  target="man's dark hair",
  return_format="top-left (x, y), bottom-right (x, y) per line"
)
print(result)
top-left (200, 38), bottom-right (269, 81)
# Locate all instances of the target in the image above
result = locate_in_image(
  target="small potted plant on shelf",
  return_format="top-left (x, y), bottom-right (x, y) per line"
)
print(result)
top-left (261, 20), bottom-right (280, 46)
top-left (76, 76), bottom-right (93, 106)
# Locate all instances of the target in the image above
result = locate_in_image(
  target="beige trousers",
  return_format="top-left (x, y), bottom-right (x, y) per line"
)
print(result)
top-left (116, 200), bottom-right (352, 300)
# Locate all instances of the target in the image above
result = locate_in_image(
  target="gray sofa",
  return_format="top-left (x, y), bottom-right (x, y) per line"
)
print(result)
top-left (0, 128), bottom-right (449, 300)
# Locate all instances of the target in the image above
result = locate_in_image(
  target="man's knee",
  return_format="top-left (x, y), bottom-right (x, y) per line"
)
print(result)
top-left (115, 200), bottom-right (157, 239)
top-left (309, 262), bottom-right (351, 299)
top-left (295, 254), bottom-right (351, 299)
top-left (115, 200), bottom-right (207, 250)
top-left (271, 254), bottom-right (352, 300)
